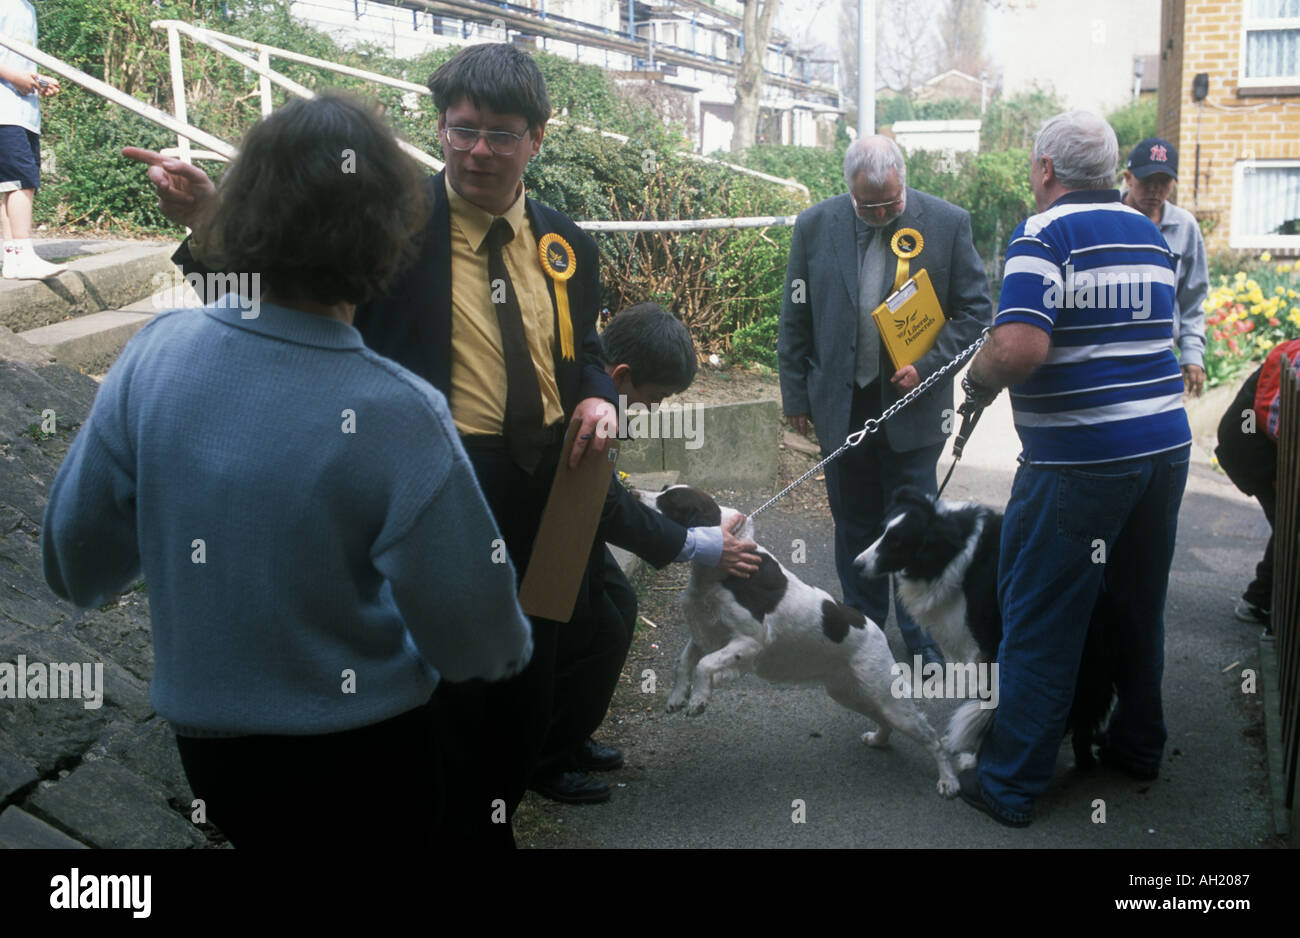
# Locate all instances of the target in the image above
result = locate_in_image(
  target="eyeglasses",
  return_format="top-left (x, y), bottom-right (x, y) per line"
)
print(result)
top-left (442, 126), bottom-right (527, 156)
top-left (853, 194), bottom-right (904, 211)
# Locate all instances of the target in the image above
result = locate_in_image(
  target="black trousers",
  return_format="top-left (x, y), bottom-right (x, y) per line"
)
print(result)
top-left (175, 696), bottom-right (443, 849)
top-left (438, 437), bottom-right (602, 847)
top-left (536, 548), bottom-right (637, 775)
top-left (1244, 485), bottom-right (1277, 611)
top-left (1215, 368), bottom-right (1277, 611)
top-left (603, 549), bottom-right (639, 641)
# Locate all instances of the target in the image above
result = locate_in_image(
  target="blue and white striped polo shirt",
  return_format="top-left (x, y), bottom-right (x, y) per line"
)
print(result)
top-left (995, 189), bottom-right (1191, 465)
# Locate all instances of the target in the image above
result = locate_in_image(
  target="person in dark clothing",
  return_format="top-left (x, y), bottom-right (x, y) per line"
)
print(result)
top-left (530, 303), bottom-right (760, 803)
top-left (1215, 337), bottom-right (1300, 632)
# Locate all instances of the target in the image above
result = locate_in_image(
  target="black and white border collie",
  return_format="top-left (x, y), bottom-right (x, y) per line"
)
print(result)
top-left (634, 484), bottom-right (959, 797)
top-left (854, 485), bottom-right (1115, 771)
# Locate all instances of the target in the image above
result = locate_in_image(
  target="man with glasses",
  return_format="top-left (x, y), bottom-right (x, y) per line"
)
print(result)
top-left (778, 135), bottom-right (991, 665)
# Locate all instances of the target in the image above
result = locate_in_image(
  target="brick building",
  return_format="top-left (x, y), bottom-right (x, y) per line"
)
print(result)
top-left (1157, 0), bottom-right (1300, 254)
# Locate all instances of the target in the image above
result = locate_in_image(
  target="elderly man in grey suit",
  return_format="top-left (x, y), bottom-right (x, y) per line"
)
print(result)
top-left (779, 136), bottom-right (991, 662)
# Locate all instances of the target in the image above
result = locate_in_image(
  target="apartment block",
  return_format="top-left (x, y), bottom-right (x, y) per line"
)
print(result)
top-left (289, 0), bottom-right (842, 152)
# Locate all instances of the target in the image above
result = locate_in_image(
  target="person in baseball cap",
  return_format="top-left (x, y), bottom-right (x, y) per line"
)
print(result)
top-left (1122, 136), bottom-right (1209, 397)
top-left (1124, 137), bottom-right (1179, 217)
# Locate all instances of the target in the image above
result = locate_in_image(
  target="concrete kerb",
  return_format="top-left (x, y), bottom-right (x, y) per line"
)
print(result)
top-left (0, 242), bottom-right (177, 333)
top-left (616, 399), bottom-right (781, 492)
top-left (0, 324), bottom-right (54, 365)
top-left (21, 310), bottom-right (157, 375)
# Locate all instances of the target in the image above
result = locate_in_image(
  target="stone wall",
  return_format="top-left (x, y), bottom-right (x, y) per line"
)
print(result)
top-left (0, 351), bottom-right (221, 848)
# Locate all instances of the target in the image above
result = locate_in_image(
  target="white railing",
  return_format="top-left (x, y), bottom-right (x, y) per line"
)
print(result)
top-left (582, 215), bottom-right (800, 232)
top-left (0, 23), bottom-right (806, 235)
top-left (153, 19), bottom-right (442, 171)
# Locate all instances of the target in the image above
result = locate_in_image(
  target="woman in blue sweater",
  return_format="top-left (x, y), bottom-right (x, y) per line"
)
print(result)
top-left (41, 92), bottom-right (532, 848)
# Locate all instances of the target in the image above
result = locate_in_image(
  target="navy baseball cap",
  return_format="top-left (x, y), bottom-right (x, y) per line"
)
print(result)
top-left (1127, 137), bottom-right (1178, 180)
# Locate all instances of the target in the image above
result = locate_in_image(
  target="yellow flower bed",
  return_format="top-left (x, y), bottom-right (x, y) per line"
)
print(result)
top-left (1204, 256), bottom-right (1300, 387)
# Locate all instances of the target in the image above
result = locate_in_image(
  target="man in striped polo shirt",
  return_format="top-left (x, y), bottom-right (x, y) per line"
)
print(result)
top-left (957, 110), bottom-right (1192, 827)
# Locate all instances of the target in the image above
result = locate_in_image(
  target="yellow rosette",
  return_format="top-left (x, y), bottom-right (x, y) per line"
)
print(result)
top-left (890, 228), bottom-right (924, 292)
top-left (538, 233), bottom-right (577, 361)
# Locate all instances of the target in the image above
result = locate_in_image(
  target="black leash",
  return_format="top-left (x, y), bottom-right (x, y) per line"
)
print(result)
top-left (935, 365), bottom-right (999, 499)
top-left (935, 404), bottom-right (986, 498)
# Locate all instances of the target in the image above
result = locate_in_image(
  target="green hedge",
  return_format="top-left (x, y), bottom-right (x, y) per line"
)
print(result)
top-left (730, 143), bottom-right (845, 203)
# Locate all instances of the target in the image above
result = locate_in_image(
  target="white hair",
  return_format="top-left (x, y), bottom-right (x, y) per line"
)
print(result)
top-left (844, 136), bottom-right (907, 190)
top-left (1032, 110), bottom-right (1118, 190)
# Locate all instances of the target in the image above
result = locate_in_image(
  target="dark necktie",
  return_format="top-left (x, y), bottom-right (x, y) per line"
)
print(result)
top-left (486, 217), bottom-right (547, 473)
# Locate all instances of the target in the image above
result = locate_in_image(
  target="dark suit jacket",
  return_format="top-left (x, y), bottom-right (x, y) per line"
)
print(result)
top-left (778, 188), bottom-right (992, 453)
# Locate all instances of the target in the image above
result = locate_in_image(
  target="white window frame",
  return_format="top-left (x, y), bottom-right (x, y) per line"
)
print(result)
top-left (1238, 0), bottom-right (1300, 89)
top-left (1231, 158), bottom-right (1300, 249)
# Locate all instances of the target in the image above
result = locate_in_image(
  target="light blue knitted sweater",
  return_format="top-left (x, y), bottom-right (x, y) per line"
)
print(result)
top-left (42, 300), bottom-right (532, 737)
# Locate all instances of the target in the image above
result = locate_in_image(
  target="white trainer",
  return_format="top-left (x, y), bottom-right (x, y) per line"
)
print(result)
top-left (3, 250), bottom-right (68, 280)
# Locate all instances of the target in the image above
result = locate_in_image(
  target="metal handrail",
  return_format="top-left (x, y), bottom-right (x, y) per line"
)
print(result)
top-left (581, 215), bottom-right (799, 232)
top-left (0, 33), bottom-right (236, 159)
top-left (152, 19), bottom-right (442, 171)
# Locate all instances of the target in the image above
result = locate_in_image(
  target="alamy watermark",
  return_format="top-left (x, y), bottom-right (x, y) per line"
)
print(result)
top-left (890, 655), bottom-right (999, 710)
top-left (151, 270), bottom-right (262, 319)
top-left (0, 655), bottom-right (104, 710)
top-left (598, 395), bottom-right (704, 450)
top-left (1043, 264), bottom-right (1155, 319)
top-left (50, 868), bottom-right (150, 918)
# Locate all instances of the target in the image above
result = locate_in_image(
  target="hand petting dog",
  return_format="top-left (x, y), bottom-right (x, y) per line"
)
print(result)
top-left (719, 514), bottom-right (760, 578)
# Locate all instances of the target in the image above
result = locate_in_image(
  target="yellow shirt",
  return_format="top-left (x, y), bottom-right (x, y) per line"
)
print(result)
top-left (446, 176), bottom-right (565, 436)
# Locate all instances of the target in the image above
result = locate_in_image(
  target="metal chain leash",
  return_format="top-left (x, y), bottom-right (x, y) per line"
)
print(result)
top-left (749, 327), bottom-right (990, 520)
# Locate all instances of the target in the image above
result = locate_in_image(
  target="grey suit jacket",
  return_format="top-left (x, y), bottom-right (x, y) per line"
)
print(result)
top-left (778, 187), bottom-right (992, 453)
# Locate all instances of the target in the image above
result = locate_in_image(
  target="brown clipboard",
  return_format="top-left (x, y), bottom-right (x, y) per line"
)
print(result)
top-left (518, 422), bottom-right (619, 621)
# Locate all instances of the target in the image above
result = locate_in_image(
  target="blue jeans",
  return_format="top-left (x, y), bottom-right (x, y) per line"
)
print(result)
top-left (976, 446), bottom-right (1190, 823)
top-left (823, 384), bottom-right (944, 656)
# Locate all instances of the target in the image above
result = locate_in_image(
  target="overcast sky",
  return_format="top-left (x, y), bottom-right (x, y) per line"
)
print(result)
top-left (777, 0), bottom-right (1005, 76)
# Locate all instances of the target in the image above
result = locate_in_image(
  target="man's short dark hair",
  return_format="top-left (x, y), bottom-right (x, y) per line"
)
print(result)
top-left (601, 303), bottom-right (698, 391)
top-left (428, 44), bottom-right (551, 131)
top-left (194, 91), bottom-right (428, 306)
